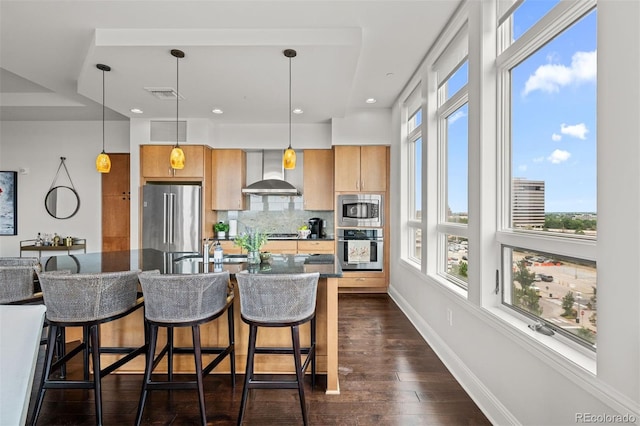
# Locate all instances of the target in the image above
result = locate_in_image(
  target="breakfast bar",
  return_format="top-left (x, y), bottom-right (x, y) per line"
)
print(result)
top-left (40, 249), bottom-right (343, 394)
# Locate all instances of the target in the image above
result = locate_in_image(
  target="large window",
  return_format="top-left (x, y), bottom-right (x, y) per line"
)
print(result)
top-left (406, 95), bottom-right (422, 264)
top-left (437, 59), bottom-right (469, 288)
top-left (498, 0), bottom-right (597, 348)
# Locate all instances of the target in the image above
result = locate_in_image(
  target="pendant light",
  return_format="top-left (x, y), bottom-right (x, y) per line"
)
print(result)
top-left (283, 49), bottom-right (297, 170)
top-left (170, 49), bottom-right (185, 170)
top-left (95, 64), bottom-right (111, 173)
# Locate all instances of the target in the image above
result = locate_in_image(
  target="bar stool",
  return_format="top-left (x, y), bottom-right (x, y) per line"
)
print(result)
top-left (235, 271), bottom-right (320, 426)
top-left (135, 270), bottom-right (235, 426)
top-left (0, 257), bottom-right (41, 303)
top-left (30, 269), bottom-right (144, 426)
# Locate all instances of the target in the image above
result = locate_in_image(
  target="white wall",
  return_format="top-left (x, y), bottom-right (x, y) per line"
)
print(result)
top-left (0, 121), bottom-right (129, 256)
top-left (388, 1), bottom-right (640, 425)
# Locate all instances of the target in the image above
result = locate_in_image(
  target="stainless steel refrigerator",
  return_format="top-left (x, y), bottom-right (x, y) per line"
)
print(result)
top-left (142, 183), bottom-right (201, 254)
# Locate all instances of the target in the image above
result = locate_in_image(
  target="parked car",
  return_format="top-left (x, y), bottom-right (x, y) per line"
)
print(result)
top-left (539, 274), bottom-right (553, 282)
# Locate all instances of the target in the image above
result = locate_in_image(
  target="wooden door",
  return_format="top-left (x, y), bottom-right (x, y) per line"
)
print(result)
top-left (303, 149), bottom-right (334, 210)
top-left (334, 146), bottom-right (361, 192)
top-left (102, 153), bottom-right (130, 252)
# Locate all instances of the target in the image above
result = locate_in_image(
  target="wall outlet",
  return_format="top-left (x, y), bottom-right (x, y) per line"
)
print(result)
top-left (446, 308), bottom-right (453, 326)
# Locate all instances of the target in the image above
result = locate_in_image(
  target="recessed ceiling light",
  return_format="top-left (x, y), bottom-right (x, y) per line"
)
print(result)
top-left (365, 98), bottom-right (377, 104)
top-left (212, 108), bottom-right (224, 114)
top-left (292, 108), bottom-right (303, 114)
top-left (130, 108), bottom-right (143, 114)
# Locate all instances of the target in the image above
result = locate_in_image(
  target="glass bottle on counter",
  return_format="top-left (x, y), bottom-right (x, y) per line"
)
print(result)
top-left (53, 233), bottom-right (60, 246)
top-left (213, 241), bottom-right (224, 263)
top-left (35, 232), bottom-right (43, 246)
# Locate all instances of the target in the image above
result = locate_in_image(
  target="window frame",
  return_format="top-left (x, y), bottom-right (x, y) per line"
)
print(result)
top-left (496, 0), bottom-right (598, 351)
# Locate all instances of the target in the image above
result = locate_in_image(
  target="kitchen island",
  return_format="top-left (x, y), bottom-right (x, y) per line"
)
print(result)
top-left (40, 249), bottom-right (342, 394)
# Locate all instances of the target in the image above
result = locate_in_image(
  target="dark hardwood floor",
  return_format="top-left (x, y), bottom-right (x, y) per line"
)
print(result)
top-left (29, 294), bottom-right (491, 425)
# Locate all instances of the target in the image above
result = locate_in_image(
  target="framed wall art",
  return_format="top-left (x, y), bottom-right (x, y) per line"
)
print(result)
top-left (0, 171), bottom-right (18, 235)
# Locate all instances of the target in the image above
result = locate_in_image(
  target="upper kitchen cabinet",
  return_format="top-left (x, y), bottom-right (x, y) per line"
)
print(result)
top-left (334, 145), bottom-right (388, 192)
top-left (141, 145), bottom-right (207, 179)
top-left (211, 149), bottom-right (246, 211)
top-left (303, 149), bottom-right (334, 210)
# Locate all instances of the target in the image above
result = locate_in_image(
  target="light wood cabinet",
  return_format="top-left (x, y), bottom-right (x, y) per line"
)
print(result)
top-left (102, 153), bottom-right (130, 252)
top-left (303, 149), bottom-right (334, 210)
top-left (297, 240), bottom-right (334, 254)
top-left (211, 149), bottom-right (246, 211)
top-left (141, 145), bottom-right (205, 178)
top-left (218, 240), bottom-right (241, 255)
top-left (261, 240), bottom-right (297, 254)
top-left (334, 145), bottom-right (387, 192)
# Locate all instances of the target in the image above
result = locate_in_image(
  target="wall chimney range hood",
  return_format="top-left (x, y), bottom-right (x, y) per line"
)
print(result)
top-left (242, 150), bottom-right (301, 196)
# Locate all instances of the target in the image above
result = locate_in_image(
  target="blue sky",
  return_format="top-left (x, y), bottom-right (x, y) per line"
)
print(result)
top-left (443, 1), bottom-right (597, 215)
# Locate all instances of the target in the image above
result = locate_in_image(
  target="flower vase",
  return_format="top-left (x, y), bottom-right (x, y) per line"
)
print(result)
top-left (247, 251), bottom-right (261, 265)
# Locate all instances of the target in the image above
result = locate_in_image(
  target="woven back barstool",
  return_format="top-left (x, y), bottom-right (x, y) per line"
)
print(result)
top-left (0, 257), bottom-right (40, 304)
top-left (135, 270), bottom-right (235, 426)
top-left (30, 269), bottom-right (144, 426)
top-left (235, 271), bottom-right (320, 426)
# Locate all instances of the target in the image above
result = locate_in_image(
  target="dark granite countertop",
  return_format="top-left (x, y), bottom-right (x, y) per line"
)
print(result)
top-left (41, 249), bottom-right (342, 278)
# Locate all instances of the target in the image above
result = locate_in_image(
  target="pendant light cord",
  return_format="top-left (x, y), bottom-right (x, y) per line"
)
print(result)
top-left (288, 55), bottom-right (292, 150)
top-left (102, 68), bottom-right (105, 154)
top-left (176, 53), bottom-right (179, 148)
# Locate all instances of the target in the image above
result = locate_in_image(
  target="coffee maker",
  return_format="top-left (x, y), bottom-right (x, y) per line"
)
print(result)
top-left (308, 217), bottom-right (323, 239)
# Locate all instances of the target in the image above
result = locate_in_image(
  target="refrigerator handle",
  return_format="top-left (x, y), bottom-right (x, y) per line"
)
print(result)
top-left (168, 193), bottom-right (175, 244)
top-left (163, 193), bottom-right (168, 244)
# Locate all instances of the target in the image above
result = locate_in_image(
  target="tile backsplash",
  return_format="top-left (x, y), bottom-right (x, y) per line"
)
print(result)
top-left (216, 195), bottom-right (334, 237)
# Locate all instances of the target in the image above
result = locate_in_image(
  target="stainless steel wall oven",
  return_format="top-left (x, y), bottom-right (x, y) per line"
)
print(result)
top-left (337, 228), bottom-right (384, 271)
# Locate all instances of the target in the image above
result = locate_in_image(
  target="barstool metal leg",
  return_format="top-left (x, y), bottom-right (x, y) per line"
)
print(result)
top-left (291, 325), bottom-right (309, 426)
top-left (89, 324), bottom-right (103, 426)
top-left (238, 324), bottom-right (258, 426)
top-left (192, 325), bottom-right (207, 426)
top-left (135, 324), bottom-right (158, 426)
top-left (30, 324), bottom-right (58, 426)
top-left (227, 304), bottom-right (236, 388)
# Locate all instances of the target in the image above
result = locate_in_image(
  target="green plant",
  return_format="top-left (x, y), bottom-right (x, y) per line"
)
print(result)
top-left (233, 230), bottom-right (268, 252)
top-left (214, 222), bottom-right (229, 233)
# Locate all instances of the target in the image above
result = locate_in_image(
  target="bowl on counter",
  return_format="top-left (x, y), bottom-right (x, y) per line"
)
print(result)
top-left (297, 229), bottom-right (311, 239)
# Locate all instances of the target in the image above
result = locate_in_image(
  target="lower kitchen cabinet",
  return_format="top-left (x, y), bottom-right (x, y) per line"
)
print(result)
top-left (262, 240), bottom-right (297, 254)
top-left (298, 240), bottom-right (334, 254)
top-left (338, 273), bottom-right (388, 293)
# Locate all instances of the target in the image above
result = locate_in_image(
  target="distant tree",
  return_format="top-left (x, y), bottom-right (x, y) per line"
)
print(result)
top-left (513, 259), bottom-right (536, 287)
top-left (512, 260), bottom-right (541, 314)
top-left (459, 261), bottom-right (468, 278)
top-left (589, 312), bottom-right (597, 326)
top-left (562, 291), bottom-right (575, 317)
top-left (590, 287), bottom-right (597, 310)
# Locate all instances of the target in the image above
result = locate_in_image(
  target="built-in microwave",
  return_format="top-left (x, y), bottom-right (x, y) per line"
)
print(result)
top-left (337, 194), bottom-right (383, 228)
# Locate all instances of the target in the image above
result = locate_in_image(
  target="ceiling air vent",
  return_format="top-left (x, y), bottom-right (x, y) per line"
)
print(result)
top-left (144, 87), bottom-right (184, 100)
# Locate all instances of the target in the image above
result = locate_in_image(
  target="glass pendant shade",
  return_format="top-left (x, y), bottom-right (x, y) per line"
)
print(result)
top-left (96, 152), bottom-right (111, 173)
top-left (170, 146), bottom-right (185, 169)
top-left (283, 147), bottom-right (296, 169)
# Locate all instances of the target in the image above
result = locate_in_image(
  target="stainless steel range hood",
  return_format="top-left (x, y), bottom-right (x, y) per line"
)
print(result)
top-left (242, 150), bottom-right (302, 196)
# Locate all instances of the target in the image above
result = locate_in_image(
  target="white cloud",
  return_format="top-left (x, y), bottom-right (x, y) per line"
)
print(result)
top-left (448, 109), bottom-right (467, 125)
top-left (560, 123), bottom-right (588, 140)
top-left (548, 149), bottom-right (571, 164)
top-left (518, 164), bottom-right (528, 172)
top-left (523, 50), bottom-right (596, 96)
top-left (551, 133), bottom-right (562, 141)
top-left (533, 156), bottom-right (545, 163)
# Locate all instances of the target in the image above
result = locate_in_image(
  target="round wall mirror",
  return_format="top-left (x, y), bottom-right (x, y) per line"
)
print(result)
top-left (45, 186), bottom-right (80, 219)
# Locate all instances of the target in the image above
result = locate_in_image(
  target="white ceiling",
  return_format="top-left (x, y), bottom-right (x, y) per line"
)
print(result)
top-left (0, 0), bottom-right (460, 124)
